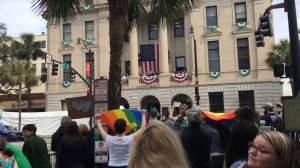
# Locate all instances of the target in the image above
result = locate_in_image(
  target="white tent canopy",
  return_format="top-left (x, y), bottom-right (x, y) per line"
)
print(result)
top-left (1, 111), bottom-right (90, 136)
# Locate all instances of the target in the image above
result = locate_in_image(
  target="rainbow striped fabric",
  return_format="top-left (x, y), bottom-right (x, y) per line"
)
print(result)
top-left (100, 109), bottom-right (142, 134)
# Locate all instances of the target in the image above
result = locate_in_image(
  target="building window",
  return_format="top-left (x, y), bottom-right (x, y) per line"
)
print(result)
top-left (239, 91), bottom-right (255, 110)
top-left (86, 52), bottom-right (94, 82)
top-left (41, 41), bottom-right (46, 48)
top-left (237, 38), bottom-right (250, 70)
top-left (124, 32), bottom-right (130, 42)
top-left (206, 6), bottom-right (218, 27)
top-left (174, 18), bottom-right (184, 37)
top-left (149, 23), bottom-right (158, 40)
top-left (32, 64), bottom-right (36, 73)
top-left (85, 21), bottom-right (94, 39)
top-left (125, 61), bottom-right (131, 75)
top-left (175, 56), bottom-right (186, 72)
top-left (208, 41), bottom-right (220, 72)
top-left (209, 92), bottom-right (224, 112)
top-left (235, 2), bottom-right (247, 23)
top-left (63, 54), bottom-right (71, 82)
top-left (63, 23), bottom-right (71, 41)
top-left (61, 100), bottom-right (67, 111)
top-left (41, 63), bottom-right (46, 73)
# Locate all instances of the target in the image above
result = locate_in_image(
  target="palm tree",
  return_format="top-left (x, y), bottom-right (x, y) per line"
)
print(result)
top-left (10, 33), bottom-right (45, 111)
top-left (32, 0), bottom-right (197, 110)
top-left (265, 39), bottom-right (291, 68)
top-left (0, 59), bottom-right (38, 129)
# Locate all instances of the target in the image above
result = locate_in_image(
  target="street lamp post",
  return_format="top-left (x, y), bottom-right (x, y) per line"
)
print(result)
top-left (190, 27), bottom-right (200, 106)
top-left (77, 38), bottom-right (93, 129)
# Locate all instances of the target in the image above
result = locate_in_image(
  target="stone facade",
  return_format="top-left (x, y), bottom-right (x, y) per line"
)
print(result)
top-left (45, 0), bottom-right (281, 113)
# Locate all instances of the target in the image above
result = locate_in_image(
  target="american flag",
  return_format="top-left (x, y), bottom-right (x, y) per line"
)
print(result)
top-left (140, 44), bottom-right (160, 74)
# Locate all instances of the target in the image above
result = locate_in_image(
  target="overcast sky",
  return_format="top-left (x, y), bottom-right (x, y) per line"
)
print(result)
top-left (0, 0), bottom-right (299, 43)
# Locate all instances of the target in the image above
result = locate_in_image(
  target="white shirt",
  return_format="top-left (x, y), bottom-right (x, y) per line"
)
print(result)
top-left (106, 134), bottom-right (134, 166)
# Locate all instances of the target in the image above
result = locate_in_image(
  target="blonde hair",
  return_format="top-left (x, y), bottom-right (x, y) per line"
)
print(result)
top-left (78, 124), bottom-right (89, 134)
top-left (129, 124), bottom-right (189, 168)
top-left (259, 130), bottom-right (300, 168)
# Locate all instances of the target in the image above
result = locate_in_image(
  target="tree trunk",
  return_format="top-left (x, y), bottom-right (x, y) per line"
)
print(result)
top-left (28, 87), bottom-right (31, 112)
top-left (18, 82), bottom-right (22, 130)
top-left (107, 0), bottom-right (126, 110)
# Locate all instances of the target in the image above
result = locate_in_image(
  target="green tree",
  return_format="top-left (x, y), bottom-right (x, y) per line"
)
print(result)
top-left (32, 0), bottom-right (197, 110)
top-left (10, 33), bottom-right (45, 111)
top-left (0, 22), bottom-right (11, 63)
top-left (265, 39), bottom-right (291, 68)
top-left (0, 59), bottom-right (38, 129)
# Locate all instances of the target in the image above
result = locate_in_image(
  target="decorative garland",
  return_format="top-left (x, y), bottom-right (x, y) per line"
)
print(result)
top-left (85, 38), bottom-right (93, 44)
top-left (240, 69), bottom-right (250, 76)
top-left (236, 22), bottom-right (248, 29)
top-left (121, 75), bottom-right (127, 85)
top-left (208, 25), bottom-right (218, 30)
top-left (209, 72), bottom-right (220, 78)
top-left (83, 5), bottom-right (92, 10)
top-left (171, 72), bottom-right (189, 83)
top-left (141, 74), bottom-right (157, 85)
top-left (62, 40), bottom-right (71, 47)
top-left (63, 81), bottom-right (70, 88)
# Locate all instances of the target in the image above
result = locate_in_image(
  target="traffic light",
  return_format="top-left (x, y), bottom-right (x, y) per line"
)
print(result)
top-left (273, 63), bottom-right (285, 78)
top-left (70, 70), bottom-right (76, 82)
top-left (260, 15), bottom-right (273, 37)
top-left (255, 30), bottom-right (265, 47)
top-left (51, 63), bottom-right (58, 76)
top-left (285, 63), bottom-right (293, 77)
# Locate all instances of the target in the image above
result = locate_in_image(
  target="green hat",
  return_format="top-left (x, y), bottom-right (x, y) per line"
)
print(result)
top-left (150, 108), bottom-right (158, 118)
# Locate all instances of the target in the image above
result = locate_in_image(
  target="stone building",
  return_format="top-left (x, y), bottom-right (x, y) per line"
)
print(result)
top-left (46, 0), bottom-right (281, 113)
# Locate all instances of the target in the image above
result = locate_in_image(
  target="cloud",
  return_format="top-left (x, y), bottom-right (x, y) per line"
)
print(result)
top-left (0, 0), bottom-right (47, 37)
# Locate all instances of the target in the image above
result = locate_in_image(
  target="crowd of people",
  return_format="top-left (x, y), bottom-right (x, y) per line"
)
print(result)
top-left (0, 102), bottom-right (299, 168)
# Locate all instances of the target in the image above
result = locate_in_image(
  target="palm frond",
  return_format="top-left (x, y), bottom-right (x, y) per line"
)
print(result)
top-left (32, 0), bottom-right (82, 24)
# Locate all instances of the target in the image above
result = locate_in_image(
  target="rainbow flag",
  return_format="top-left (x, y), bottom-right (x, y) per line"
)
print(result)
top-left (202, 111), bottom-right (236, 128)
top-left (100, 109), bottom-right (142, 134)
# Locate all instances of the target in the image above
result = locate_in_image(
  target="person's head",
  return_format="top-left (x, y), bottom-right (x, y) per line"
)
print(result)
top-left (65, 121), bottom-right (80, 135)
top-left (186, 107), bottom-right (202, 126)
top-left (248, 130), bottom-right (300, 168)
top-left (129, 124), bottom-right (189, 168)
top-left (114, 119), bottom-right (127, 134)
top-left (254, 111), bottom-right (260, 126)
top-left (225, 120), bottom-right (259, 167)
top-left (0, 135), bottom-right (13, 157)
top-left (61, 116), bottom-right (72, 126)
top-left (235, 106), bottom-right (255, 122)
top-left (262, 103), bottom-right (273, 113)
top-left (22, 124), bottom-right (37, 138)
top-left (150, 108), bottom-right (158, 118)
top-left (78, 124), bottom-right (89, 134)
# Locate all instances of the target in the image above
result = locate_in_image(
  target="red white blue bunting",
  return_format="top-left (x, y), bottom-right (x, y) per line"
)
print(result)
top-left (171, 72), bottom-right (189, 83)
top-left (141, 74), bottom-right (157, 85)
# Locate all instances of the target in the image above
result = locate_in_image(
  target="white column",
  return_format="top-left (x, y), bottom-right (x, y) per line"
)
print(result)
top-left (130, 26), bottom-right (139, 76)
top-left (159, 21), bottom-right (169, 75)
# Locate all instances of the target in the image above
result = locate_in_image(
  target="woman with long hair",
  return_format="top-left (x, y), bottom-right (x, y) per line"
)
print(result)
top-left (129, 124), bottom-right (189, 168)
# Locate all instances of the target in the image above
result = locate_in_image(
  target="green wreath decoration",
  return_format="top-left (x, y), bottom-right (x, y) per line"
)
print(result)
top-left (240, 69), bottom-right (250, 76)
top-left (63, 81), bottom-right (70, 88)
top-left (62, 40), bottom-right (71, 47)
top-left (83, 5), bottom-right (92, 10)
top-left (85, 38), bottom-right (93, 44)
top-left (209, 72), bottom-right (220, 78)
top-left (236, 22), bottom-right (247, 29)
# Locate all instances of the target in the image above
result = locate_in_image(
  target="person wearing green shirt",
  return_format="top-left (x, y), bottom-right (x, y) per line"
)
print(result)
top-left (22, 124), bottom-right (51, 168)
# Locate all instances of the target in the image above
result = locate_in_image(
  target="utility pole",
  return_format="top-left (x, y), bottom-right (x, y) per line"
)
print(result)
top-left (77, 38), bottom-right (94, 129)
top-left (190, 27), bottom-right (200, 106)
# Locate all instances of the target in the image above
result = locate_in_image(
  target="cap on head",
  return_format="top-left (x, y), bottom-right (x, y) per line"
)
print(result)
top-left (150, 107), bottom-right (158, 118)
top-left (187, 108), bottom-right (202, 121)
top-left (262, 102), bottom-right (273, 109)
